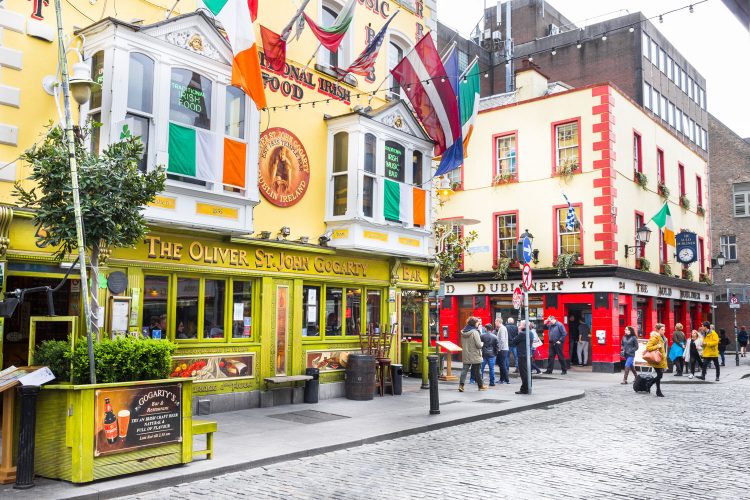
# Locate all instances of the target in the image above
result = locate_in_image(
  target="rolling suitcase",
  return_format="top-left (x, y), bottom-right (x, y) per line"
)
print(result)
top-left (633, 366), bottom-right (654, 393)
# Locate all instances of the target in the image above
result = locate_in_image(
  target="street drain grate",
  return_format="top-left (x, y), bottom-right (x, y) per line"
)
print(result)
top-left (268, 410), bottom-right (350, 424)
top-left (475, 399), bottom-right (510, 404)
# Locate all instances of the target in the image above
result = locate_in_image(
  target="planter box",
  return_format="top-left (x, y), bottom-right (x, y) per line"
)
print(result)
top-left (34, 378), bottom-right (193, 483)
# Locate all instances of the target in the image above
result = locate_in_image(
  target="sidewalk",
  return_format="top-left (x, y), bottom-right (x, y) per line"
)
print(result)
top-left (1, 376), bottom-right (583, 500)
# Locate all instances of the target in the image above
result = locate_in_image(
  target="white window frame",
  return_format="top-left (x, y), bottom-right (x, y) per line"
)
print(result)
top-left (557, 206), bottom-right (582, 256)
top-left (660, 95), bottom-right (667, 121)
top-left (496, 134), bottom-right (517, 176)
top-left (659, 49), bottom-right (667, 73)
top-left (496, 213), bottom-right (518, 261)
top-left (652, 88), bottom-right (660, 115)
top-left (643, 82), bottom-right (652, 109)
top-left (668, 102), bottom-right (676, 128)
top-left (125, 52), bottom-right (156, 173)
top-left (555, 121), bottom-right (579, 168)
top-left (720, 235), bottom-right (738, 261)
top-left (642, 33), bottom-right (650, 60)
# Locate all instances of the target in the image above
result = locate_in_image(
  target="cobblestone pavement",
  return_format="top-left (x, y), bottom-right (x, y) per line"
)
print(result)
top-left (119, 378), bottom-right (750, 500)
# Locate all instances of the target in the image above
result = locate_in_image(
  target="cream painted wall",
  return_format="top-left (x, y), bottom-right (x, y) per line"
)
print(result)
top-left (439, 83), bottom-right (709, 281)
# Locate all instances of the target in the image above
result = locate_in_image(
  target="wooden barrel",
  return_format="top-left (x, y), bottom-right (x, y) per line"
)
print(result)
top-left (345, 354), bottom-right (376, 401)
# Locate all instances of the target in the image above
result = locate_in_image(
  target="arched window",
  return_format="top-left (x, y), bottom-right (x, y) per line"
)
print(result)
top-left (322, 6), bottom-right (339, 68)
top-left (127, 52), bottom-right (155, 172)
top-left (388, 42), bottom-right (403, 96)
top-left (332, 132), bottom-right (348, 216)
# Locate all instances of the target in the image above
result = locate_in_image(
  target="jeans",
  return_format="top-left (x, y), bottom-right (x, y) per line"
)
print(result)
top-left (460, 363), bottom-right (483, 387)
top-left (518, 356), bottom-right (530, 393)
top-left (498, 350), bottom-right (510, 383)
top-left (510, 346), bottom-right (519, 370)
top-left (576, 341), bottom-right (589, 365)
top-left (481, 356), bottom-right (496, 385)
top-left (674, 357), bottom-right (685, 375)
top-left (546, 342), bottom-right (567, 373)
top-left (702, 357), bottom-right (720, 379)
top-left (719, 350), bottom-right (726, 365)
top-left (689, 355), bottom-right (704, 375)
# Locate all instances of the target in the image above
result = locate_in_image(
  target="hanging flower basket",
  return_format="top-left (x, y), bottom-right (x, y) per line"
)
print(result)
top-left (636, 256), bottom-right (651, 272)
top-left (696, 205), bottom-right (706, 216)
top-left (555, 159), bottom-right (579, 181)
top-left (493, 171), bottom-right (516, 185)
top-left (634, 171), bottom-right (648, 190)
top-left (679, 195), bottom-right (691, 210)
top-left (556, 252), bottom-right (579, 277)
top-left (657, 182), bottom-right (670, 199)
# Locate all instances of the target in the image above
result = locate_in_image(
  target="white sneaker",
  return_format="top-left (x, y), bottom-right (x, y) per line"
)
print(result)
top-left (688, 374), bottom-right (694, 379)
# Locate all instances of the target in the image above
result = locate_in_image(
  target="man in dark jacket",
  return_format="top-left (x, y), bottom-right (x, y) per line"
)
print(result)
top-left (506, 318), bottom-right (520, 374)
top-left (510, 320), bottom-right (531, 394)
top-left (544, 315), bottom-right (568, 375)
top-left (479, 324), bottom-right (499, 386)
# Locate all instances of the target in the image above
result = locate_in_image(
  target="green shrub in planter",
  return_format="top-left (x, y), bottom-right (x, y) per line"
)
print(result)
top-left (32, 340), bottom-right (72, 382)
top-left (72, 336), bottom-right (177, 384)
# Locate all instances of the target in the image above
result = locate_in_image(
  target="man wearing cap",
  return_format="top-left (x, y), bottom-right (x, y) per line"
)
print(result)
top-left (544, 315), bottom-right (568, 375)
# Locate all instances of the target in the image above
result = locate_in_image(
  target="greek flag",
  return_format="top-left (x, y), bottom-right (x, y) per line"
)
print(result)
top-left (563, 194), bottom-right (578, 231)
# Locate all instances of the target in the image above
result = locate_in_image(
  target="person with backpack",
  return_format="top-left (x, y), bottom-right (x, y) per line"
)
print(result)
top-left (479, 323), bottom-right (499, 386)
top-left (737, 326), bottom-right (748, 357)
top-left (459, 317), bottom-right (487, 392)
top-left (718, 329), bottom-right (731, 366)
top-left (698, 323), bottom-right (720, 381)
top-left (644, 323), bottom-right (667, 397)
top-left (684, 329), bottom-right (704, 379)
top-left (669, 323), bottom-right (687, 376)
top-left (543, 315), bottom-right (568, 375)
top-left (621, 326), bottom-right (639, 384)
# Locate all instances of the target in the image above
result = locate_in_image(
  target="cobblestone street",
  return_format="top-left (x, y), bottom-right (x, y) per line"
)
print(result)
top-left (118, 376), bottom-right (750, 500)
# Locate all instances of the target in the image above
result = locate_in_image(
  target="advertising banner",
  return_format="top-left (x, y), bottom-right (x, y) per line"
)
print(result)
top-left (170, 353), bottom-right (254, 381)
top-left (306, 349), bottom-right (359, 372)
top-left (94, 383), bottom-right (182, 457)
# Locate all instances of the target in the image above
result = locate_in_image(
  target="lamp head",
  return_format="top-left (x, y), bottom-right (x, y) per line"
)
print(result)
top-left (69, 61), bottom-right (96, 106)
top-left (716, 252), bottom-right (726, 268)
top-left (636, 225), bottom-right (652, 244)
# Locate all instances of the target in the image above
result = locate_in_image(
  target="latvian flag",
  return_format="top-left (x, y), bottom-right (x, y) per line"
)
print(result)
top-left (335, 12), bottom-right (398, 79)
top-left (384, 180), bottom-right (426, 226)
top-left (391, 34), bottom-right (463, 175)
top-left (202, 0), bottom-right (266, 109)
top-left (168, 123), bottom-right (246, 189)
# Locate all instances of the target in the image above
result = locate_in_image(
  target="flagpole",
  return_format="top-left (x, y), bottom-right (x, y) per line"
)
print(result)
top-left (282, 0), bottom-right (312, 41)
top-left (459, 56), bottom-right (479, 81)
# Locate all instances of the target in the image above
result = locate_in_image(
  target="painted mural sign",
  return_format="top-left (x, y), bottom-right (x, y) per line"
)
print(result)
top-left (94, 384), bottom-right (182, 457)
top-left (258, 128), bottom-right (310, 207)
top-left (170, 353), bottom-right (254, 382)
top-left (306, 349), bottom-right (358, 372)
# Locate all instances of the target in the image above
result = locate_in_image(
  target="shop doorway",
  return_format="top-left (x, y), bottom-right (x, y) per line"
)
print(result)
top-left (566, 305), bottom-right (592, 367)
top-left (2, 275), bottom-right (78, 369)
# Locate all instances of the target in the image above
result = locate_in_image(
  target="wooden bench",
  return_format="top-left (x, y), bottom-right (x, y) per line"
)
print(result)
top-left (264, 375), bottom-right (313, 402)
top-left (192, 419), bottom-right (217, 460)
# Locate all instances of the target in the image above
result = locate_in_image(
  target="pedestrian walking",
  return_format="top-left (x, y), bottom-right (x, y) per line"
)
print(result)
top-left (644, 323), bottom-right (667, 397)
top-left (718, 329), bottom-right (730, 366)
top-left (479, 323), bottom-right (499, 386)
top-left (577, 321), bottom-right (591, 366)
top-left (495, 317), bottom-right (510, 384)
top-left (669, 323), bottom-right (686, 376)
top-left (529, 325), bottom-right (543, 374)
top-left (621, 326), bottom-right (639, 384)
top-left (698, 322), bottom-right (720, 381)
top-left (459, 317), bottom-right (487, 392)
top-left (507, 318), bottom-right (520, 374)
top-left (544, 315), bottom-right (568, 375)
top-left (737, 326), bottom-right (748, 357)
top-left (511, 320), bottom-right (531, 394)
top-left (684, 329), bottom-right (704, 379)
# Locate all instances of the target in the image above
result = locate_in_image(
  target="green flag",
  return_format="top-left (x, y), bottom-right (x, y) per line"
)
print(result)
top-left (459, 58), bottom-right (480, 157)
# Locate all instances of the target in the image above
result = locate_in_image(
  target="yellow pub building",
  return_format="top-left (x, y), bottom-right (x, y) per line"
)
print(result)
top-left (0, 0), bottom-right (438, 411)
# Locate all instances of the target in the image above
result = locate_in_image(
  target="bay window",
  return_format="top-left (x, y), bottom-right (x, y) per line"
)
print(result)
top-left (332, 132), bottom-right (349, 216)
top-left (88, 50), bottom-right (105, 154)
top-left (126, 52), bottom-right (155, 172)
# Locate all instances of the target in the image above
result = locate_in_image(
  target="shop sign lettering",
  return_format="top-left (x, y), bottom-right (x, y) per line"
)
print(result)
top-left (658, 286), bottom-right (672, 297)
top-left (680, 290), bottom-right (701, 300)
top-left (636, 283), bottom-right (649, 293)
top-left (259, 53), bottom-right (351, 105)
top-left (254, 249), bottom-right (369, 277)
top-left (401, 266), bottom-right (424, 283)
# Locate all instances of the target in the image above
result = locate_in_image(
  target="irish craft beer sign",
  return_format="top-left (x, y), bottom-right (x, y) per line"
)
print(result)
top-left (258, 128), bottom-right (310, 207)
top-left (94, 383), bottom-right (182, 456)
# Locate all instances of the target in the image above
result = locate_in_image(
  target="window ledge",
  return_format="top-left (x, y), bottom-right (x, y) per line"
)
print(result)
top-left (164, 181), bottom-right (259, 205)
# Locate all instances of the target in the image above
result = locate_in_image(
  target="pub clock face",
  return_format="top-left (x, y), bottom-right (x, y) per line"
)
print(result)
top-left (677, 247), bottom-right (695, 263)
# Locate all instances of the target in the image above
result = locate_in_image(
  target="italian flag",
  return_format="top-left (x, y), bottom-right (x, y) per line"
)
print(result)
top-left (651, 201), bottom-right (675, 246)
top-left (302, 0), bottom-right (356, 53)
top-left (168, 123), bottom-right (246, 188)
top-left (384, 179), bottom-right (426, 226)
top-left (203, 0), bottom-right (267, 109)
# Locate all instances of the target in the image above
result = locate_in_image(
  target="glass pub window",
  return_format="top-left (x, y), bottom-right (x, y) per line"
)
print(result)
top-left (127, 52), bottom-right (155, 173)
top-left (142, 275), bottom-right (169, 339)
top-left (332, 132), bottom-right (348, 216)
top-left (325, 287), bottom-right (343, 336)
top-left (232, 281), bottom-right (253, 338)
top-left (303, 285), bottom-right (321, 336)
top-left (204, 279), bottom-right (226, 339)
top-left (346, 288), bottom-right (362, 336)
top-left (175, 277), bottom-right (199, 340)
top-left (366, 290), bottom-right (381, 333)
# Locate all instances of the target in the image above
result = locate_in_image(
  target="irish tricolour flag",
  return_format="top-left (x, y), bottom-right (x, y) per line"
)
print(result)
top-left (168, 123), bottom-right (247, 188)
top-left (384, 179), bottom-right (426, 226)
top-left (203, 0), bottom-right (266, 109)
top-left (650, 201), bottom-right (675, 246)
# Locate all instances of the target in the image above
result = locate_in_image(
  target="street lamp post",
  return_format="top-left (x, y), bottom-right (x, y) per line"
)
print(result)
top-left (624, 225), bottom-right (652, 258)
top-left (516, 229), bottom-right (534, 395)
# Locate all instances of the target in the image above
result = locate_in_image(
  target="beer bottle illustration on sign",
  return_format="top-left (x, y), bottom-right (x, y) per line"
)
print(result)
top-left (103, 397), bottom-right (119, 444)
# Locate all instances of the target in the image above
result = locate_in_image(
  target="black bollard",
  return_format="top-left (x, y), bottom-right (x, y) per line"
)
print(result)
top-left (428, 355), bottom-right (440, 415)
top-left (14, 385), bottom-right (41, 490)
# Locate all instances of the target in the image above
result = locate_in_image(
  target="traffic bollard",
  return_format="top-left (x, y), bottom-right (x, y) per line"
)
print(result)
top-left (14, 385), bottom-right (41, 490)
top-left (428, 355), bottom-right (440, 415)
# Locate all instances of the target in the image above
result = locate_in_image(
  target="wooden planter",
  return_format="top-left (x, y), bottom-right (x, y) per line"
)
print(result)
top-left (34, 378), bottom-right (193, 483)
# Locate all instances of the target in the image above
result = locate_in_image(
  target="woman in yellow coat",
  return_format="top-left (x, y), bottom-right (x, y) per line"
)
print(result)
top-left (645, 323), bottom-right (668, 397)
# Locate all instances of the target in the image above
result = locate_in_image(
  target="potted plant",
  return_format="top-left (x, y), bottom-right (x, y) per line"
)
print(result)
top-left (679, 194), bottom-right (691, 210)
top-left (660, 262), bottom-right (672, 276)
top-left (634, 171), bottom-right (648, 189)
top-left (494, 256), bottom-right (512, 280)
top-left (556, 252), bottom-right (579, 277)
top-left (700, 273), bottom-right (712, 285)
top-left (657, 182), bottom-right (670, 199)
top-left (555, 158), bottom-right (579, 180)
top-left (697, 205), bottom-right (706, 216)
top-left (636, 256), bottom-right (651, 272)
top-left (682, 268), bottom-right (694, 281)
top-left (493, 171), bottom-right (516, 185)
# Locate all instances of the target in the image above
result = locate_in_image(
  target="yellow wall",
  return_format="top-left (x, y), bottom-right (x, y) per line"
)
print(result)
top-left (439, 83), bottom-right (709, 279)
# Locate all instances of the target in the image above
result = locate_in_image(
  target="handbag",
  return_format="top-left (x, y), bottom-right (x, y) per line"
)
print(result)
top-left (642, 349), bottom-right (662, 364)
top-left (532, 339), bottom-right (543, 349)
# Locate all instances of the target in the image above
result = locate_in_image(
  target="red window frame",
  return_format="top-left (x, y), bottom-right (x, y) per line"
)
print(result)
top-left (698, 236), bottom-right (705, 274)
top-left (656, 148), bottom-right (665, 184)
top-left (678, 163), bottom-right (686, 196)
top-left (491, 130), bottom-right (519, 182)
top-left (552, 203), bottom-right (584, 264)
top-left (659, 230), bottom-right (668, 264)
top-left (634, 211), bottom-right (645, 258)
top-left (493, 210), bottom-right (520, 266)
top-left (696, 175), bottom-right (703, 207)
top-left (633, 131), bottom-right (643, 174)
top-left (550, 117), bottom-right (582, 176)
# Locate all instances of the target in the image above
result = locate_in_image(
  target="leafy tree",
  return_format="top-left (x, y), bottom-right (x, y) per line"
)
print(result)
top-left (435, 226), bottom-right (478, 279)
top-left (14, 123), bottom-right (165, 336)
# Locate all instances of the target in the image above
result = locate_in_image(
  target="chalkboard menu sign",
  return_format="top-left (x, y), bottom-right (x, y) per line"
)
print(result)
top-left (384, 141), bottom-right (405, 182)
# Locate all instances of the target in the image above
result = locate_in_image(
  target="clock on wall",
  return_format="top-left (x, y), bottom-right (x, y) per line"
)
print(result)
top-left (677, 247), bottom-right (695, 264)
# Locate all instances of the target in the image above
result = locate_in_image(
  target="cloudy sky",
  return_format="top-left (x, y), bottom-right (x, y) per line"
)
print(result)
top-left (435, 0), bottom-right (750, 138)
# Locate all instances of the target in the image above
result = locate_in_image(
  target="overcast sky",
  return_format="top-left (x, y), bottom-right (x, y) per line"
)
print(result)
top-left (435, 0), bottom-right (750, 138)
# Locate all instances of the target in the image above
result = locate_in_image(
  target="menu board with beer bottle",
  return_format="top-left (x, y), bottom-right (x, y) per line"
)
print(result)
top-left (94, 383), bottom-right (182, 456)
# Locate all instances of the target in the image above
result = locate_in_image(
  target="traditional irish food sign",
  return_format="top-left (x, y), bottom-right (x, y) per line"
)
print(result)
top-left (94, 383), bottom-right (182, 456)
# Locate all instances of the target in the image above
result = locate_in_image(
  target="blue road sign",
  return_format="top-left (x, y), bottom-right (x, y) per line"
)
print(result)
top-left (522, 237), bottom-right (533, 264)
